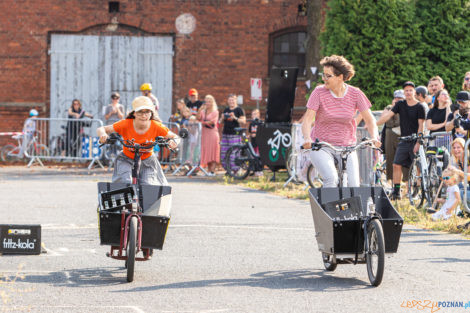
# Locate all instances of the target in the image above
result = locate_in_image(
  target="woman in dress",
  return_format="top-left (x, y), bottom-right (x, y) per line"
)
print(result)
top-left (197, 95), bottom-right (220, 176)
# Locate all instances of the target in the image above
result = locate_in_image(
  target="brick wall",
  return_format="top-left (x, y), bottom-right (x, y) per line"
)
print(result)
top-left (0, 0), bottom-right (308, 145)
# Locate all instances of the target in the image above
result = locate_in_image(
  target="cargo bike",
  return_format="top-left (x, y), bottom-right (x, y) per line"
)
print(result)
top-left (96, 133), bottom-right (179, 282)
top-left (306, 139), bottom-right (403, 286)
top-left (309, 186), bottom-right (403, 286)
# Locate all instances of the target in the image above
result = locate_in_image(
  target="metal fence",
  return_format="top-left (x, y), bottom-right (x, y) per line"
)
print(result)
top-left (0, 118), bottom-right (192, 171)
top-left (429, 131), bottom-right (452, 153)
top-left (284, 123), bottom-right (310, 186)
top-left (172, 122), bottom-right (209, 176)
top-left (463, 139), bottom-right (470, 214)
top-left (157, 122), bottom-right (182, 173)
top-left (0, 117), bottom-right (105, 168)
top-left (285, 126), bottom-right (376, 187)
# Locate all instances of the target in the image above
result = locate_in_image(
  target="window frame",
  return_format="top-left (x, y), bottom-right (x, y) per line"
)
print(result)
top-left (268, 26), bottom-right (307, 79)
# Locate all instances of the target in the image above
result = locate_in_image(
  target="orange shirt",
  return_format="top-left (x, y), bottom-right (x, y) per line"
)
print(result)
top-left (113, 119), bottom-right (169, 160)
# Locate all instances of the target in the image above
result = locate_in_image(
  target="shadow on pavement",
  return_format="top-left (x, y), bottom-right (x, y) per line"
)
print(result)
top-left (7, 267), bottom-right (128, 287)
top-left (117, 269), bottom-right (371, 293)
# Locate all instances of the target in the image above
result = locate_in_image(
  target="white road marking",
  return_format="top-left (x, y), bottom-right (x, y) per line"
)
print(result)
top-left (0, 306), bottom-right (145, 312)
top-left (42, 223), bottom-right (97, 230)
top-left (160, 309), bottom-right (229, 313)
top-left (64, 270), bottom-right (72, 284)
top-left (40, 223), bottom-right (313, 231)
top-left (170, 224), bottom-right (313, 231)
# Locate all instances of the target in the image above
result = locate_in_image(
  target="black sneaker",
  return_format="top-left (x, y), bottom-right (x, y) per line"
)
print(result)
top-left (390, 193), bottom-right (401, 200)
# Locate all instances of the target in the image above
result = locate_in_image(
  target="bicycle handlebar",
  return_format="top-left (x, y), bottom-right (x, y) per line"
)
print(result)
top-left (398, 133), bottom-right (436, 142)
top-left (307, 138), bottom-right (381, 154)
top-left (100, 133), bottom-right (175, 152)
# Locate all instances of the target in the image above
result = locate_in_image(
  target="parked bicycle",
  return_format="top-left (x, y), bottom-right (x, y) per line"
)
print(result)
top-left (399, 133), bottom-right (448, 208)
top-left (225, 127), bottom-right (263, 180)
top-left (1, 132), bottom-right (49, 162)
top-left (50, 115), bottom-right (94, 159)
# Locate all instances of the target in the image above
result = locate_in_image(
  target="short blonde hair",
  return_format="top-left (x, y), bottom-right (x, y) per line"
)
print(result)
top-left (443, 165), bottom-right (464, 183)
top-left (463, 72), bottom-right (470, 91)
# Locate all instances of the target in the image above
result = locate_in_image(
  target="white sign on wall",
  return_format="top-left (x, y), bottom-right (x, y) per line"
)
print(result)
top-left (250, 78), bottom-right (262, 100)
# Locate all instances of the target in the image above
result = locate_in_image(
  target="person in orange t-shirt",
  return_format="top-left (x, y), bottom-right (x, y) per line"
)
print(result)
top-left (97, 96), bottom-right (180, 185)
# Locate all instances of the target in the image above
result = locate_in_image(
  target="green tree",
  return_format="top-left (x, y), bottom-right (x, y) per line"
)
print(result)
top-left (321, 0), bottom-right (423, 109)
top-left (414, 0), bottom-right (470, 98)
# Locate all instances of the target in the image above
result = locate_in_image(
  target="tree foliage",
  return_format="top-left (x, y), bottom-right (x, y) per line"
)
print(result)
top-left (319, 0), bottom-right (470, 109)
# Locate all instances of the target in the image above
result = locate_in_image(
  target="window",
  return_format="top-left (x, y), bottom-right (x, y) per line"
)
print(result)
top-left (109, 1), bottom-right (120, 13)
top-left (270, 29), bottom-right (306, 78)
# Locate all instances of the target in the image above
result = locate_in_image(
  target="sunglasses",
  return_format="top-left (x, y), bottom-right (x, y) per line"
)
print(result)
top-left (465, 77), bottom-right (470, 81)
top-left (321, 73), bottom-right (335, 80)
top-left (443, 176), bottom-right (452, 181)
top-left (112, 96), bottom-right (120, 99)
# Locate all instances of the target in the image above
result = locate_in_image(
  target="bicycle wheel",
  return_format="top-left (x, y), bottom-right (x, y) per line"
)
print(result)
top-left (1, 145), bottom-right (19, 162)
top-left (322, 252), bottom-right (337, 271)
top-left (225, 146), bottom-right (251, 180)
top-left (306, 164), bottom-right (322, 188)
top-left (408, 158), bottom-right (424, 208)
top-left (126, 216), bottom-right (137, 282)
top-left (427, 158), bottom-right (441, 208)
top-left (286, 151), bottom-right (299, 183)
top-left (50, 136), bottom-right (60, 156)
top-left (366, 219), bottom-right (385, 287)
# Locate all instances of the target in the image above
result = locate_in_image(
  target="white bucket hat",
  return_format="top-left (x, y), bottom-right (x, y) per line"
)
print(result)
top-left (132, 96), bottom-right (155, 113)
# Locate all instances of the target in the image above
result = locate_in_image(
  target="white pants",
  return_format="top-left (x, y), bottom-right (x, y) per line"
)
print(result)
top-left (309, 147), bottom-right (360, 187)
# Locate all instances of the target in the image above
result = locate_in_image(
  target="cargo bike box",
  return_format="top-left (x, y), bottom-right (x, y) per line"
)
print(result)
top-left (97, 182), bottom-right (172, 250)
top-left (308, 186), bottom-right (403, 286)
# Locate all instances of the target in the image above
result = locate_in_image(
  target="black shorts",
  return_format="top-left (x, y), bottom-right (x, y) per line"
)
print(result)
top-left (393, 141), bottom-right (415, 168)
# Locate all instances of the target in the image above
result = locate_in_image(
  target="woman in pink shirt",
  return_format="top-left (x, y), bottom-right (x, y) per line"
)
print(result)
top-left (301, 55), bottom-right (379, 187)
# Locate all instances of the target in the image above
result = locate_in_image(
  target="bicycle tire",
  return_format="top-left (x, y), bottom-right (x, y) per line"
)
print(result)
top-left (50, 136), bottom-right (60, 156)
top-left (126, 216), bottom-right (137, 282)
top-left (306, 164), bottom-right (323, 188)
top-left (408, 158), bottom-right (424, 208)
top-left (366, 219), bottom-right (385, 287)
top-left (322, 252), bottom-right (337, 271)
top-left (286, 152), bottom-right (299, 183)
top-left (1, 145), bottom-right (19, 162)
top-left (225, 146), bottom-right (251, 180)
top-left (427, 158), bottom-right (441, 209)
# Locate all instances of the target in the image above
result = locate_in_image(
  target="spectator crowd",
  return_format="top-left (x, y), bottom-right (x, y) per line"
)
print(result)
top-left (375, 72), bottom-right (470, 224)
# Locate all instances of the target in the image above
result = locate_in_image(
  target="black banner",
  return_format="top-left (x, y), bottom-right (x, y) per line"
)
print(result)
top-left (265, 67), bottom-right (298, 124)
top-left (0, 224), bottom-right (41, 255)
top-left (257, 123), bottom-right (292, 170)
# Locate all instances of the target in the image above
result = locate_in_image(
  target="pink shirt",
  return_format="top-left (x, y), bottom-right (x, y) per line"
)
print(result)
top-left (307, 84), bottom-right (371, 146)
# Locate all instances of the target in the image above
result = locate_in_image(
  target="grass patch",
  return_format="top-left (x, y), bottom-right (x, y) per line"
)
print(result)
top-left (222, 170), bottom-right (309, 200)
top-left (221, 170), bottom-right (470, 236)
top-left (393, 199), bottom-right (470, 236)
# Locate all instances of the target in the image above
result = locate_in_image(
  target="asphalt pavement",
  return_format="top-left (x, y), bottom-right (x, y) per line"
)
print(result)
top-left (0, 166), bottom-right (469, 313)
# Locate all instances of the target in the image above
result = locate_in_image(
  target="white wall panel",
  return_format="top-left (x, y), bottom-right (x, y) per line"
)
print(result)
top-left (50, 34), bottom-right (173, 126)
